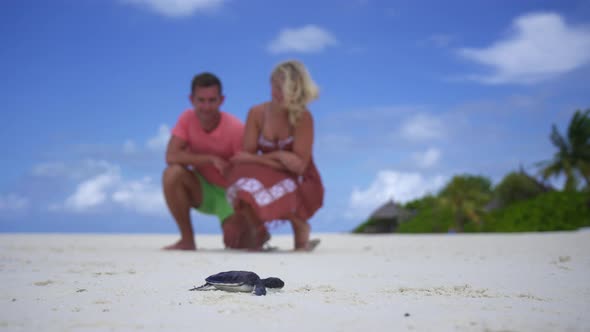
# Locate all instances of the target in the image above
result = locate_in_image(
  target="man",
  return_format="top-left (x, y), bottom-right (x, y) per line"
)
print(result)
top-left (162, 72), bottom-right (267, 250)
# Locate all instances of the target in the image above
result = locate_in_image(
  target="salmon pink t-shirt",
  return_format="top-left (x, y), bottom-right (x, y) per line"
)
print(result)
top-left (171, 109), bottom-right (244, 188)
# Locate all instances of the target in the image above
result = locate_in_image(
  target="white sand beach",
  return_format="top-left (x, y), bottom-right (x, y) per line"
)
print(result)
top-left (1, 231), bottom-right (589, 332)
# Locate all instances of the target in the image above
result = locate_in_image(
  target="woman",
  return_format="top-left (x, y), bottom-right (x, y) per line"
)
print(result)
top-left (226, 60), bottom-right (324, 251)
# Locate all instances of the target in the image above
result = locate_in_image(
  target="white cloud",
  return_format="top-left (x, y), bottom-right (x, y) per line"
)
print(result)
top-left (0, 194), bottom-right (29, 211)
top-left (32, 160), bottom-right (119, 180)
top-left (268, 25), bottom-right (338, 54)
top-left (32, 158), bottom-right (167, 216)
top-left (112, 177), bottom-right (167, 216)
top-left (412, 147), bottom-right (442, 169)
top-left (52, 161), bottom-right (167, 216)
top-left (64, 169), bottom-right (121, 212)
top-left (458, 12), bottom-right (590, 84)
top-left (399, 114), bottom-right (445, 142)
top-left (122, 0), bottom-right (225, 17)
top-left (348, 170), bottom-right (447, 218)
top-left (146, 124), bottom-right (170, 151)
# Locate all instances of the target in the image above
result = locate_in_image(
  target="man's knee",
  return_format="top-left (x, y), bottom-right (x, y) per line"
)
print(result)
top-left (163, 164), bottom-right (188, 187)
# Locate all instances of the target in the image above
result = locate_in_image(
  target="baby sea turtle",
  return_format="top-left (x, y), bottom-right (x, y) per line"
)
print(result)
top-left (190, 271), bottom-right (285, 296)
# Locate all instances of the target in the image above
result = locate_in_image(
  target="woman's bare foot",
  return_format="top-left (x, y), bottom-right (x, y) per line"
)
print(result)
top-left (162, 239), bottom-right (196, 251)
top-left (240, 225), bottom-right (270, 251)
top-left (291, 219), bottom-right (311, 251)
top-left (295, 238), bottom-right (321, 252)
top-left (258, 227), bottom-right (271, 248)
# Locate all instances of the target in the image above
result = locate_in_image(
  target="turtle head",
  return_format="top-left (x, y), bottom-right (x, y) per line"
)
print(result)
top-left (262, 277), bottom-right (285, 289)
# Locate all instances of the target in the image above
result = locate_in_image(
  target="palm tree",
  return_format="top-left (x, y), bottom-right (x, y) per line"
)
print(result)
top-left (439, 175), bottom-right (492, 232)
top-left (539, 109), bottom-right (590, 191)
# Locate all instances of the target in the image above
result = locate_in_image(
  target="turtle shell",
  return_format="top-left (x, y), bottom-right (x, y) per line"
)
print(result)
top-left (191, 271), bottom-right (285, 295)
top-left (205, 271), bottom-right (261, 292)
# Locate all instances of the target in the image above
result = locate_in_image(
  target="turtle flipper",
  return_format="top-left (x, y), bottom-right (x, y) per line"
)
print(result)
top-left (253, 281), bottom-right (266, 296)
top-left (189, 282), bottom-right (215, 291)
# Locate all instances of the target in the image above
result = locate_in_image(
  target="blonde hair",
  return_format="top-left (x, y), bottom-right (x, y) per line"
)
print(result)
top-left (271, 60), bottom-right (319, 126)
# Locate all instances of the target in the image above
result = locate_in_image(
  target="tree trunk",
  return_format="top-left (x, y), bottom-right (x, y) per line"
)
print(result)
top-left (454, 211), bottom-right (464, 233)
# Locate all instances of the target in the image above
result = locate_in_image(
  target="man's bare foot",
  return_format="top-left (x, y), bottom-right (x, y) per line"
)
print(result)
top-left (162, 239), bottom-right (196, 251)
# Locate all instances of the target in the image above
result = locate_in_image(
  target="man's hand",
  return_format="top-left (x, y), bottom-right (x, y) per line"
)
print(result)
top-left (210, 156), bottom-right (229, 175)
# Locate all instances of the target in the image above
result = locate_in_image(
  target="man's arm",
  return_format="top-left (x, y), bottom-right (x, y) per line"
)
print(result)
top-left (166, 135), bottom-right (228, 172)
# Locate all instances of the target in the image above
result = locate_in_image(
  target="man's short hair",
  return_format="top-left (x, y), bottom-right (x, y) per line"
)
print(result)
top-left (191, 72), bottom-right (223, 95)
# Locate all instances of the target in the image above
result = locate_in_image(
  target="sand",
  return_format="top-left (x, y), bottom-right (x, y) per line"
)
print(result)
top-left (1, 231), bottom-right (589, 332)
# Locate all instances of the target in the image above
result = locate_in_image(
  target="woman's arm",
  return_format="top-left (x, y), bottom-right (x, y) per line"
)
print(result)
top-left (242, 106), bottom-right (261, 154)
top-left (232, 151), bottom-right (285, 170)
top-left (235, 105), bottom-right (289, 171)
top-left (277, 111), bottom-right (314, 175)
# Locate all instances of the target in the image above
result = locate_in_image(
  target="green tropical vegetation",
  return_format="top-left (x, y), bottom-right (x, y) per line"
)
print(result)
top-left (438, 175), bottom-right (492, 232)
top-left (539, 109), bottom-right (590, 191)
top-left (353, 108), bottom-right (590, 234)
top-left (493, 170), bottom-right (549, 207)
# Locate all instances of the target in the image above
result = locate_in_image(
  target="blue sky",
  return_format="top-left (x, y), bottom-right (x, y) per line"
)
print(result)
top-left (1, 0), bottom-right (589, 234)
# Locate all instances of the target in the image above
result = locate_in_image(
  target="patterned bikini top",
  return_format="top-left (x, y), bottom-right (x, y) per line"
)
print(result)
top-left (257, 104), bottom-right (295, 151)
top-left (257, 134), bottom-right (294, 151)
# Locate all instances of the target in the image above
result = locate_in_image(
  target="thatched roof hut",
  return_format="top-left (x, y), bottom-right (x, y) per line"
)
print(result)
top-left (356, 200), bottom-right (415, 233)
top-left (370, 200), bottom-right (413, 220)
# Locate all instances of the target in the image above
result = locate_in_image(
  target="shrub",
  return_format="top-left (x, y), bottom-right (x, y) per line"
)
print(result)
top-left (398, 196), bottom-right (454, 233)
top-left (493, 171), bottom-right (547, 207)
top-left (482, 191), bottom-right (590, 232)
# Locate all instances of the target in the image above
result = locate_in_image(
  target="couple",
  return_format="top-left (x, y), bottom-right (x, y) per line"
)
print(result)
top-left (162, 60), bottom-right (324, 252)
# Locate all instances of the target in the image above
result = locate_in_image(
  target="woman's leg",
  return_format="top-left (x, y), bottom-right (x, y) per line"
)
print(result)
top-left (290, 216), bottom-right (311, 251)
top-left (235, 200), bottom-right (269, 250)
top-left (222, 213), bottom-right (245, 249)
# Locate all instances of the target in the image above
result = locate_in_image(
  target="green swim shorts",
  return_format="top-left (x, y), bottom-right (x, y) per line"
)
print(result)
top-left (194, 173), bottom-right (234, 223)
